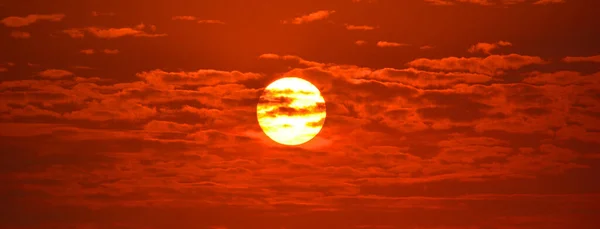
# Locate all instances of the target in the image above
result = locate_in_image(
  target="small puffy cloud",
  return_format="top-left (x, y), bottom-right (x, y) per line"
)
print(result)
top-left (468, 41), bottom-right (512, 55)
top-left (10, 31), bottom-right (30, 39)
top-left (38, 69), bottom-right (74, 79)
top-left (283, 10), bottom-right (335, 24)
top-left (355, 40), bottom-right (367, 46)
top-left (1, 14), bottom-right (65, 27)
top-left (377, 41), bottom-right (409, 47)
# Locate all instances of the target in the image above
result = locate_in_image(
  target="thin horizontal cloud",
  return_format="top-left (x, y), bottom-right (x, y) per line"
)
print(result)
top-left (345, 24), bottom-right (375, 30)
top-left (258, 53), bottom-right (324, 67)
top-left (522, 71), bottom-right (600, 85)
top-left (63, 23), bottom-right (166, 39)
top-left (103, 49), bottom-right (120, 54)
top-left (1, 14), bottom-right (65, 27)
top-left (197, 20), bottom-right (225, 24)
top-left (283, 10), bottom-right (335, 24)
top-left (80, 49), bottom-right (95, 55)
top-left (63, 28), bottom-right (84, 38)
top-left (533, 0), bottom-right (565, 4)
top-left (420, 45), bottom-right (435, 50)
top-left (38, 69), bottom-right (73, 79)
top-left (562, 55), bottom-right (600, 63)
top-left (468, 41), bottom-right (512, 55)
top-left (377, 41), bottom-right (409, 47)
top-left (82, 49), bottom-right (119, 54)
top-left (172, 16), bottom-right (197, 20)
top-left (172, 16), bottom-right (225, 24)
top-left (10, 31), bottom-right (30, 39)
top-left (408, 54), bottom-right (546, 75)
top-left (369, 67), bottom-right (492, 87)
top-left (136, 69), bottom-right (262, 89)
top-left (91, 11), bottom-right (115, 16)
top-left (425, 0), bottom-right (564, 5)
top-left (355, 40), bottom-right (367, 46)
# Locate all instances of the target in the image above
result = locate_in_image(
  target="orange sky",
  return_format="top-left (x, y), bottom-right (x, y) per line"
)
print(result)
top-left (2, 0), bottom-right (600, 228)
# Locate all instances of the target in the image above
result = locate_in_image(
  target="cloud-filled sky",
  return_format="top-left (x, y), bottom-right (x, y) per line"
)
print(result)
top-left (1, 0), bottom-right (600, 228)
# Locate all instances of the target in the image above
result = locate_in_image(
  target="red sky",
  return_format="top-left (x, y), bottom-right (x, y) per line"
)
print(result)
top-left (2, 0), bottom-right (600, 228)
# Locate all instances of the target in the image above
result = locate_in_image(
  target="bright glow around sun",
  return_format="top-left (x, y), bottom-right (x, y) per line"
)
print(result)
top-left (256, 77), bottom-right (326, 146)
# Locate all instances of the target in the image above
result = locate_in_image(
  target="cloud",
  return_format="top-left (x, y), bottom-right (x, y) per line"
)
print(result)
top-left (407, 54), bottom-right (546, 75)
top-left (38, 69), bottom-right (74, 79)
top-left (63, 24), bottom-right (166, 39)
top-left (425, 0), bottom-right (564, 5)
top-left (369, 68), bottom-right (492, 87)
top-left (345, 24), bottom-right (375, 30)
top-left (10, 31), bottom-right (30, 39)
top-left (198, 20), bottom-right (225, 24)
top-left (562, 55), bottom-right (600, 63)
top-left (468, 41), bottom-right (512, 55)
top-left (103, 49), bottom-right (120, 54)
top-left (376, 41), bottom-right (409, 47)
top-left (533, 0), bottom-right (565, 4)
top-left (2, 50), bottom-right (599, 229)
top-left (523, 71), bottom-right (600, 85)
top-left (63, 28), bottom-right (85, 38)
top-left (91, 11), bottom-right (115, 16)
top-left (261, 103), bottom-right (326, 118)
top-left (355, 40), bottom-right (367, 46)
top-left (172, 16), bottom-right (197, 20)
top-left (424, 0), bottom-right (493, 5)
top-left (136, 69), bottom-right (262, 89)
top-left (80, 49), bottom-right (95, 55)
top-left (172, 16), bottom-right (225, 24)
top-left (258, 53), bottom-right (324, 67)
top-left (420, 45), bottom-right (435, 50)
top-left (1, 14), bottom-right (65, 27)
top-left (80, 49), bottom-right (120, 54)
top-left (283, 10), bottom-right (335, 24)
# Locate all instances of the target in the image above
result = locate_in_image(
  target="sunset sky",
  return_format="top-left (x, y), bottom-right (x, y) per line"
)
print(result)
top-left (2, 0), bottom-right (600, 228)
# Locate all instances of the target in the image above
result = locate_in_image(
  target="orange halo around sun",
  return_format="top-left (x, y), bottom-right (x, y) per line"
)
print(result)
top-left (256, 77), bottom-right (326, 146)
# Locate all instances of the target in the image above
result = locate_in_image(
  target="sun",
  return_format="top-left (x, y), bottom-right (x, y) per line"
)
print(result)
top-left (256, 77), bottom-right (326, 146)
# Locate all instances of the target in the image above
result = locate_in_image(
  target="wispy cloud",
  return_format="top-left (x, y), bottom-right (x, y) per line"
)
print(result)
top-left (283, 10), bottom-right (335, 24)
top-left (63, 23), bottom-right (166, 39)
top-left (10, 31), bottom-right (31, 39)
top-left (1, 14), bottom-right (65, 27)
top-left (377, 41), bottom-right (410, 47)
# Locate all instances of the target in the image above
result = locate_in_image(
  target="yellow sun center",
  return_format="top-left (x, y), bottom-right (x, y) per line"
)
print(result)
top-left (256, 77), bottom-right (326, 146)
